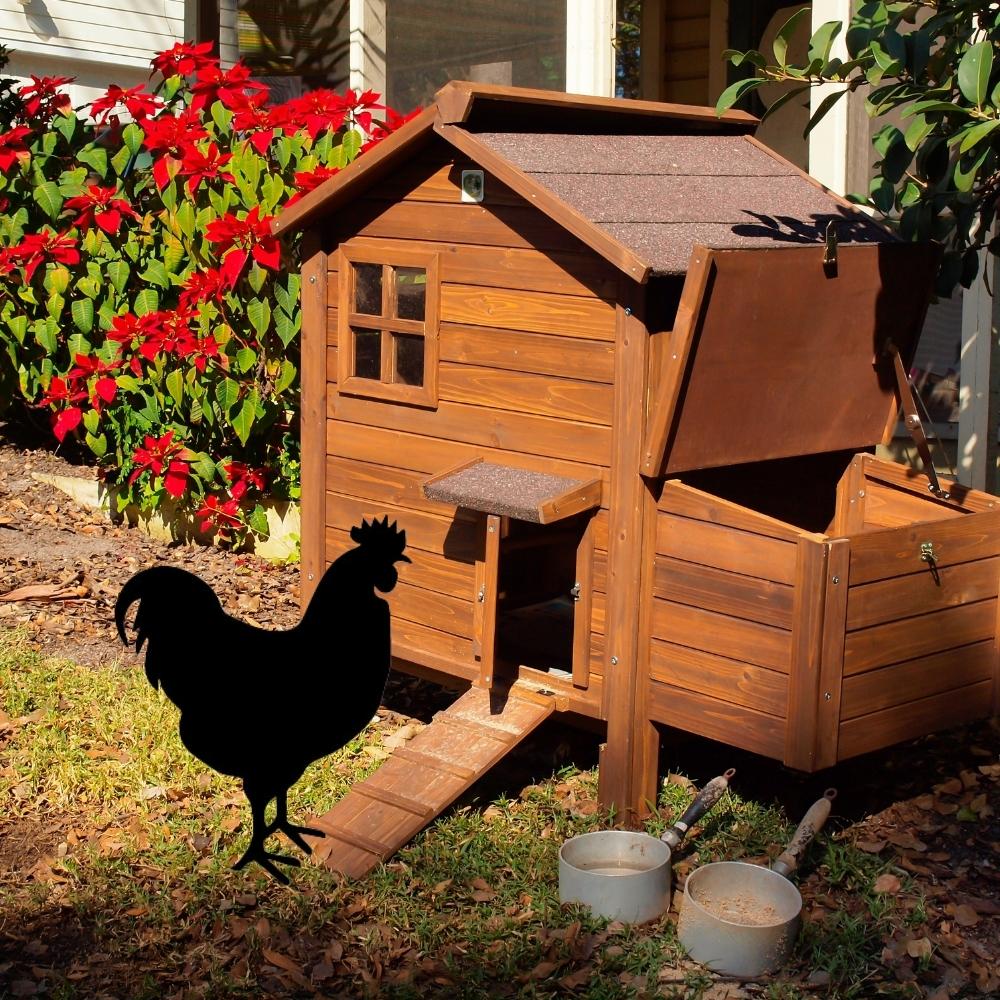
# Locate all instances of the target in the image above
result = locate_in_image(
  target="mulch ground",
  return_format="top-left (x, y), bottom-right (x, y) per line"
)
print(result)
top-left (1, 429), bottom-right (998, 998)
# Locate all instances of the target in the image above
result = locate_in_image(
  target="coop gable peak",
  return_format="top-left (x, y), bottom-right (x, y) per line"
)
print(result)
top-left (272, 81), bottom-right (891, 283)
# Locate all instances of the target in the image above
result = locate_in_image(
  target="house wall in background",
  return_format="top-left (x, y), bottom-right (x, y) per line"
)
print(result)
top-left (1, 0), bottom-right (183, 103)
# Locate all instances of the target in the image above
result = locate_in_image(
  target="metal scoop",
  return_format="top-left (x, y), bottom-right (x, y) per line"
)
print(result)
top-left (558, 769), bottom-right (735, 924)
top-left (677, 789), bottom-right (837, 976)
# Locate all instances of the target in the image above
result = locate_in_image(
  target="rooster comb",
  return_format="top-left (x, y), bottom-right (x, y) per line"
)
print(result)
top-left (350, 516), bottom-right (408, 558)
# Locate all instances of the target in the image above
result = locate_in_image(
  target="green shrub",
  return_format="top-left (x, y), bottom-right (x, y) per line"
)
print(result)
top-left (0, 43), bottom-right (411, 544)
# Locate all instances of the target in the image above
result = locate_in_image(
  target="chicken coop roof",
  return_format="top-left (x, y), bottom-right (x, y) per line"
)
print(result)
top-left (469, 132), bottom-right (893, 276)
top-left (273, 82), bottom-right (894, 281)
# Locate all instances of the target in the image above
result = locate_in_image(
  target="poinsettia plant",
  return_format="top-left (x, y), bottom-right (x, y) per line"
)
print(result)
top-left (0, 42), bottom-right (414, 547)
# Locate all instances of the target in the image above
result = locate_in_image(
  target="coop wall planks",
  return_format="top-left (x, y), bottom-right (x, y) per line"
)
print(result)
top-left (838, 680), bottom-right (993, 759)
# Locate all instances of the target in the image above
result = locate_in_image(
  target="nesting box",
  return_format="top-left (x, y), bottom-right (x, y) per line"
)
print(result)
top-left (274, 83), bottom-right (1000, 876)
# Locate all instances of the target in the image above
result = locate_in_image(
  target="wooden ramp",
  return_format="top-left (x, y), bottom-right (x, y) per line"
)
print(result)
top-left (307, 687), bottom-right (555, 878)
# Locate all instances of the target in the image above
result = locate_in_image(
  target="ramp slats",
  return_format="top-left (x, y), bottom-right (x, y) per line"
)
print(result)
top-left (308, 687), bottom-right (554, 878)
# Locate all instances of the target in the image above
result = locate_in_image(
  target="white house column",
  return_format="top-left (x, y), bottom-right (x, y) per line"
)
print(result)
top-left (807, 0), bottom-right (851, 193)
top-left (957, 254), bottom-right (995, 489)
top-left (350, 0), bottom-right (386, 96)
top-left (566, 0), bottom-right (616, 97)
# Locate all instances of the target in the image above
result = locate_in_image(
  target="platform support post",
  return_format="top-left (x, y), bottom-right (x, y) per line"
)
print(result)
top-left (599, 283), bottom-right (655, 823)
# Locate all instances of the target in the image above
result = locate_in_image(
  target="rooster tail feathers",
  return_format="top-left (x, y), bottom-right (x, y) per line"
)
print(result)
top-left (114, 573), bottom-right (142, 649)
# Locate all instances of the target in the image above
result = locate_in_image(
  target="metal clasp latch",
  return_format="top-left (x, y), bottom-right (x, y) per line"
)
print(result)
top-left (477, 586), bottom-right (485, 603)
top-left (920, 541), bottom-right (941, 585)
top-left (570, 582), bottom-right (581, 602)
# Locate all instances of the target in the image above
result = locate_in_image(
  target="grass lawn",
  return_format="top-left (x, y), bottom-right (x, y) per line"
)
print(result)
top-left (0, 632), bottom-right (957, 998)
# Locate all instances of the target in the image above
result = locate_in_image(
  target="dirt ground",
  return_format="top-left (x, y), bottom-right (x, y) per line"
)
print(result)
top-left (1, 431), bottom-right (998, 997)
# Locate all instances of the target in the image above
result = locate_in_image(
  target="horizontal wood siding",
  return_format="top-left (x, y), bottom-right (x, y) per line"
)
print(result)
top-left (2, 0), bottom-right (182, 67)
top-left (322, 141), bottom-right (615, 709)
top-left (838, 504), bottom-right (1000, 761)
top-left (646, 490), bottom-right (797, 759)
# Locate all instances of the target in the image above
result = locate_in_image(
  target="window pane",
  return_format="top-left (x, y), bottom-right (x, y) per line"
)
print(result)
top-left (354, 264), bottom-right (382, 315)
top-left (395, 267), bottom-right (426, 321)
top-left (236, 0), bottom-right (349, 93)
top-left (353, 328), bottom-right (381, 379)
top-left (386, 0), bottom-right (566, 110)
top-left (394, 334), bottom-right (424, 386)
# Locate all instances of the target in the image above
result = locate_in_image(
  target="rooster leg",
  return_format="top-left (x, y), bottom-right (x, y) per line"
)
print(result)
top-left (269, 787), bottom-right (325, 855)
top-left (232, 786), bottom-right (301, 885)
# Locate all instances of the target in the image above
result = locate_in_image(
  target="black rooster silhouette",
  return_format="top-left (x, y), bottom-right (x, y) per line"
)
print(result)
top-left (115, 516), bottom-right (409, 883)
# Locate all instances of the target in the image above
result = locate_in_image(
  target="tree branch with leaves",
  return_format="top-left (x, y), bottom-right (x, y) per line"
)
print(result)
top-left (717, 2), bottom-right (1000, 295)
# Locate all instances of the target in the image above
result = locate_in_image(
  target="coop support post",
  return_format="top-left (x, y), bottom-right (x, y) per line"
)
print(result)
top-left (814, 538), bottom-right (850, 768)
top-left (598, 286), bottom-right (656, 822)
top-left (784, 537), bottom-right (829, 770)
top-left (299, 231), bottom-right (328, 610)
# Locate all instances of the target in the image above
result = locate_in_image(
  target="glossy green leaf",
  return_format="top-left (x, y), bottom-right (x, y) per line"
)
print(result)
top-left (134, 289), bottom-right (159, 316)
top-left (247, 297), bottom-right (271, 337)
top-left (274, 359), bottom-right (296, 395)
top-left (232, 392), bottom-right (257, 445)
top-left (236, 346), bottom-right (258, 373)
top-left (71, 298), bottom-right (94, 334)
top-left (248, 504), bottom-right (269, 536)
top-left (958, 41), bottom-right (993, 106)
top-left (107, 261), bottom-right (130, 293)
top-left (715, 77), bottom-right (766, 115)
top-left (76, 146), bottom-right (108, 177)
top-left (166, 368), bottom-right (184, 405)
top-left (772, 6), bottom-right (810, 66)
top-left (32, 182), bottom-right (63, 220)
top-left (958, 118), bottom-right (1000, 155)
top-left (215, 378), bottom-right (240, 414)
top-left (85, 432), bottom-right (107, 457)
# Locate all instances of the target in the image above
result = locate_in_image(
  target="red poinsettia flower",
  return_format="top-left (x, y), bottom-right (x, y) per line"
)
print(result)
top-left (38, 376), bottom-right (88, 442)
top-left (0, 126), bottom-right (33, 172)
top-left (0, 248), bottom-right (13, 277)
top-left (19, 75), bottom-right (73, 120)
top-left (179, 267), bottom-right (228, 307)
top-left (205, 207), bottom-right (280, 286)
top-left (178, 141), bottom-right (233, 193)
top-left (151, 41), bottom-right (216, 79)
top-left (129, 430), bottom-right (190, 498)
top-left (67, 353), bottom-right (121, 410)
top-left (191, 61), bottom-right (266, 113)
top-left (141, 110), bottom-right (208, 189)
top-left (341, 87), bottom-right (383, 133)
top-left (90, 84), bottom-right (163, 126)
top-left (64, 185), bottom-right (140, 236)
top-left (281, 88), bottom-right (347, 140)
top-left (285, 165), bottom-right (339, 207)
top-left (224, 461), bottom-right (267, 501)
top-left (196, 493), bottom-right (242, 534)
top-left (8, 231), bottom-right (80, 282)
top-left (229, 90), bottom-right (277, 155)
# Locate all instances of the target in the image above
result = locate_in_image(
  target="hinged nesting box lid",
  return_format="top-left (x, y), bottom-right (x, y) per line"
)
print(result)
top-left (641, 241), bottom-right (941, 477)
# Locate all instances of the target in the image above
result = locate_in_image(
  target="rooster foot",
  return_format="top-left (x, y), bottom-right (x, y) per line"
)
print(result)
top-left (232, 843), bottom-right (301, 885)
top-left (269, 821), bottom-right (325, 855)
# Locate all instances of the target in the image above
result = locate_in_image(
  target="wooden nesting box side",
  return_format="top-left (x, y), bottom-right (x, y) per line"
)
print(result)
top-left (321, 142), bottom-right (620, 714)
top-left (832, 457), bottom-right (1000, 762)
top-left (646, 481), bottom-right (813, 760)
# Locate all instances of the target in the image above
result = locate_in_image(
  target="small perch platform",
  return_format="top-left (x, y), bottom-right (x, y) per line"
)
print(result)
top-left (424, 459), bottom-right (602, 524)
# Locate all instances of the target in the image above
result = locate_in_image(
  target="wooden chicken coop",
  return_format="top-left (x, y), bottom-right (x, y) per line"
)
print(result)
top-left (273, 82), bottom-right (1000, 878)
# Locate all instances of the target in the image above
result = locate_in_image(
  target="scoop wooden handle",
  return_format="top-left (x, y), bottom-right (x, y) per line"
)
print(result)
top-left (660, 768), bottom-right (735, 849)
top-left (771, 789), bottom-right (837, 879)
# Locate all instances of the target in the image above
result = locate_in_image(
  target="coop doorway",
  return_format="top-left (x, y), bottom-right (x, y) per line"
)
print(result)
top-left (476, 511), bottom-right (594, 690)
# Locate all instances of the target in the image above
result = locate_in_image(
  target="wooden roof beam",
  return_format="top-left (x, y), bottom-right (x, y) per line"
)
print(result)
top-left (435, 79), bottom-right (759, 131)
